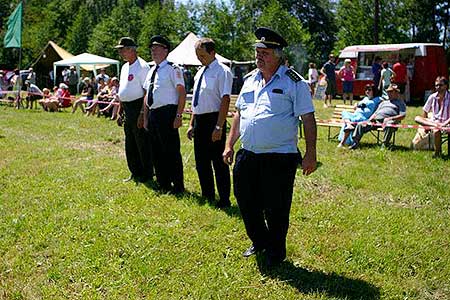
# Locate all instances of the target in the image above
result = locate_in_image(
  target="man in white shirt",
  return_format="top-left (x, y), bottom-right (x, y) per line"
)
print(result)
top-left (115, 37), bottom-right (153, 183)
top-left (187, 38), bottom-right (233, 208)
top-left (143, 35), bottom-right (186, 194)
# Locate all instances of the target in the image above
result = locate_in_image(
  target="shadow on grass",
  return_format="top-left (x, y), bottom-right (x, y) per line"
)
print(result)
top-left (256, 255), bottom-right (380, 300)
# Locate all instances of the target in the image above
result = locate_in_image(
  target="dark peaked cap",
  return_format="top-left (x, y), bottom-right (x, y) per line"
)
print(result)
top-left (254, 27), bottom-right (288, 49)
top-left (114, 37), bottom-right (137, 48)
top-left (150, 35), bottom-right (171, 50)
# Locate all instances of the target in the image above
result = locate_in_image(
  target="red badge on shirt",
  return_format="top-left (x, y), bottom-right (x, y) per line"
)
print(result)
top-left (128, 74), bottom-right (134, 81)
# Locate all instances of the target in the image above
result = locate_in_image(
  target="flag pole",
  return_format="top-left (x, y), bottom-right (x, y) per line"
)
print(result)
top-left (18, 0), bottom-right (23, 108)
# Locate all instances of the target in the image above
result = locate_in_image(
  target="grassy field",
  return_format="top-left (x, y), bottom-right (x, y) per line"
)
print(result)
top-left (0, 100), bottom-right (449, 300)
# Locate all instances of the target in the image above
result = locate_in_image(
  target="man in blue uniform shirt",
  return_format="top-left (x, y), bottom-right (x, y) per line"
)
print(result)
top-left (223, 27), bottom-right (317, 266)
top-left (187, 38), bottom-right (233, 208)
top-left (143, 35), bottom-right (186, 194)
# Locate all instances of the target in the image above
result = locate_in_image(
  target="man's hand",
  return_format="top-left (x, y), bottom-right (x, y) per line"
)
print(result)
top-left (301, 152), bottom-right (317, 176)
top-left (187, 126), bottom-right (194, 140)
top-left (211, 128), bottom-right (222, 142)
top-left (173, 116), bottom-right (182, 129)
top-left (222, 147), bottom-right (234, 165)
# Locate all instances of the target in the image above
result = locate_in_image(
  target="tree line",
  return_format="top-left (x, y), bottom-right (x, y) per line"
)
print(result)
top-left (0, 0), bottom-right (449, 73)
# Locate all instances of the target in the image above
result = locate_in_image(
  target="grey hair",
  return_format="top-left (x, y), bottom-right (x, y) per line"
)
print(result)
top-left (273, 48), bottom-right (285, 63)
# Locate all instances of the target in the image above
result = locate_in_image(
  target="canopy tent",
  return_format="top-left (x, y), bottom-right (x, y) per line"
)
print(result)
top-left (53, 53), bottom-right (120, 89)
top-left (165, 32), bottom-right (232, 66)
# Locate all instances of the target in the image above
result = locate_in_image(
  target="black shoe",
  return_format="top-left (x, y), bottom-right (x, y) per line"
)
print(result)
top-left (138, 176), bottom-right (154, 183)
top-left (123, 175), bottom-right (137, 182)
top-left (216, 200), bottom-right (231, 209)
top-left (243, 245), bottom-right (264, 257)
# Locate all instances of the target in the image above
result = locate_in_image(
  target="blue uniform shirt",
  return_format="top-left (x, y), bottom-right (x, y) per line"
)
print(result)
top-left (236, 65), bottom-right (315, 154)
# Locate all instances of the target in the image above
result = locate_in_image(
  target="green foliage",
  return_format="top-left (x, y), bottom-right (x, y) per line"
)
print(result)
top-left (65, 5), bottom-right (92, 55)
top-left (138, 2), bottom-right (198, 61)
top-left (88, 0), bottom-right (143, 61)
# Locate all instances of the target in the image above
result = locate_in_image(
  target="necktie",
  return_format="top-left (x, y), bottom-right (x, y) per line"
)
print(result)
top-left (147, 65), bottom-right (159, 108)
top-left (193, 66), bottom-right (208, 107)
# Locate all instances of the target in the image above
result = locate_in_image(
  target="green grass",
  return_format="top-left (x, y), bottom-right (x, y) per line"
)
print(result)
top-left (0, 101), bottom-right (449, 300)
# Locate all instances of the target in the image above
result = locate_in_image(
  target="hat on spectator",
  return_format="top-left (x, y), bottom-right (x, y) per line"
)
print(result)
top-left (70, 66), bottom-right (75, 70)
top-left (150, 35), bottom-right (171, 50)
top-left (59, 83), bottom-right (68, 89)
top-left (344, 58), bottom-right (351, 63)
top-left (114, 37), bottom-right (137, 49)
top-left (111, 77), bottom-right (119, 82)
top-left (83, 77), bottom-right (91, 82)
top-left (386, 84), bottom-right (400, 92)
top-left (254, 27), bottom-right (288, 49)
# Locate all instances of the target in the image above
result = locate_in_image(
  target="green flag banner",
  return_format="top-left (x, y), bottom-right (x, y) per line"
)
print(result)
top-left (3, 2), bottom-right (23, 48)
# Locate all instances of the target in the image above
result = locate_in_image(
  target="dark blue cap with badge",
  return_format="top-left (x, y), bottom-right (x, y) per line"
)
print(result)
top-left (150, 35), bottom-right (171, 50)
top-left (254, 27), bottom-right (288, 49)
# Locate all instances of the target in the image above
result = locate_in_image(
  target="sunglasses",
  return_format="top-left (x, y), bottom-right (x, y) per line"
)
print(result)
top-left (365, 88), bottom-right (373, 91)
top-left (435, 83), bottom-right (444, 87)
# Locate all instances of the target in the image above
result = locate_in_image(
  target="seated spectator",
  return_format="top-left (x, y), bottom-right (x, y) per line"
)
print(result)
top-left (338, 84), bottom-right (381, 147)
top-left (414, 76), bottom-right (450, 157)
top-left (86, 77), bottom-right (109, 116)
top-left (38, 87), bottom-right (59, 112)
top-left (99, 76), bottom-right (120, 119)
top-left (24, 80), bottom-right (43, 109)
top-left (349, 84), bottom-right (406, 149)
top-left (72, 77), bottom-right (94, 114)
top-left (58, 83), bottom-right (72, 109)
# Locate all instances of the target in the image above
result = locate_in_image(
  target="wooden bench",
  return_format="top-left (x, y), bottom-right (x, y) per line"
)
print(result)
top-left (317, 104), bottom-right (396, 145)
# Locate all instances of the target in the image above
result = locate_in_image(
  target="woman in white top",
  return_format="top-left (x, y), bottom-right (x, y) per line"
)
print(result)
top-left (308, 62), bottom-right (318, 95)
top-left (379, 62), bottom-right (395, 98)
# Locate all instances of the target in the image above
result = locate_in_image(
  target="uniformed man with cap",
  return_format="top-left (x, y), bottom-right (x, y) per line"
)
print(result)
top-left (143, 35), bottom-right (186, 194)
top-left (186, 38), bottom-right (233, 208)
top-left (115, 37), bottom-right (154, 183)
top-left (223, 27), bottom-right (317, 266)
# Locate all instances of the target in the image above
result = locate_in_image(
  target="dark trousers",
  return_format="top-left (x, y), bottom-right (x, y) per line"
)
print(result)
top-left (149, 104), bottom-right (184, 192)
top-left (193, 112), bottom-right (230, 203)
top-left (233, 149), bottom-right (299, 260)
top-left (352, 119), bottom-right (397, 145)
top-left (122, 98), bottom-right (153, 179)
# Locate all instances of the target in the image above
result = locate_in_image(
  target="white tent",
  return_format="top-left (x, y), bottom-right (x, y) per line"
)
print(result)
top-left (53, 53), bottom-right (120, 90)
top-left (166, 32), bottom-right (231, 66)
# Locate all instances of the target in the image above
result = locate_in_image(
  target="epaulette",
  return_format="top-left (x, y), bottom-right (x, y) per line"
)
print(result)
top-left (167, 61), bottom-right (180, 69)
top-left (285, 68), bottom-right (304, 82)
top-left (243, 68), bottom-right (258, 80)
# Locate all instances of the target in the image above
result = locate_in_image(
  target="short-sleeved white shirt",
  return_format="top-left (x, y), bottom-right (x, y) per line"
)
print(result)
top-left (118, 57), bottom-right (150, 102)
top-left (423, 91), bottom-right (450, 123)
top-left (192, 59), bottom-right (233, 115)
top-left (144, 60), bottom-right (185, 109)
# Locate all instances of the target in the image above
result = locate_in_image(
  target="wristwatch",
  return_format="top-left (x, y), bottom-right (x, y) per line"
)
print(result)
top-left (215, 125), bottom-right (222, 131)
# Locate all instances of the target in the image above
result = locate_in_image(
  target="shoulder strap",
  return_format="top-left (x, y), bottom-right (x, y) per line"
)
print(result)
top-left (285, 68), bottom-right (303, 82)
top-left (243, 68), bottom-right (258, 80)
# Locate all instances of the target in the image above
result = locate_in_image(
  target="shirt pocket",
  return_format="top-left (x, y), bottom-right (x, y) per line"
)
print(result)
top-left (203, 75), bottom-right (217, 91)
top-left (154, 72), bottom-right (171, 90)
top-left (268, 92), bottom-right (292, 113)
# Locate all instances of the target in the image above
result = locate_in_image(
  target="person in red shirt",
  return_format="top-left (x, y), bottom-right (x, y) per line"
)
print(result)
top-left (392, 58), bottom-right (408, 100)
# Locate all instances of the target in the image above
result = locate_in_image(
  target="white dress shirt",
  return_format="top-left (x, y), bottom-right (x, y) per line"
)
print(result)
top-left (144, 60), bottom-right (185, 109)
top-left (192, 59), bottom-right (233, 115)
